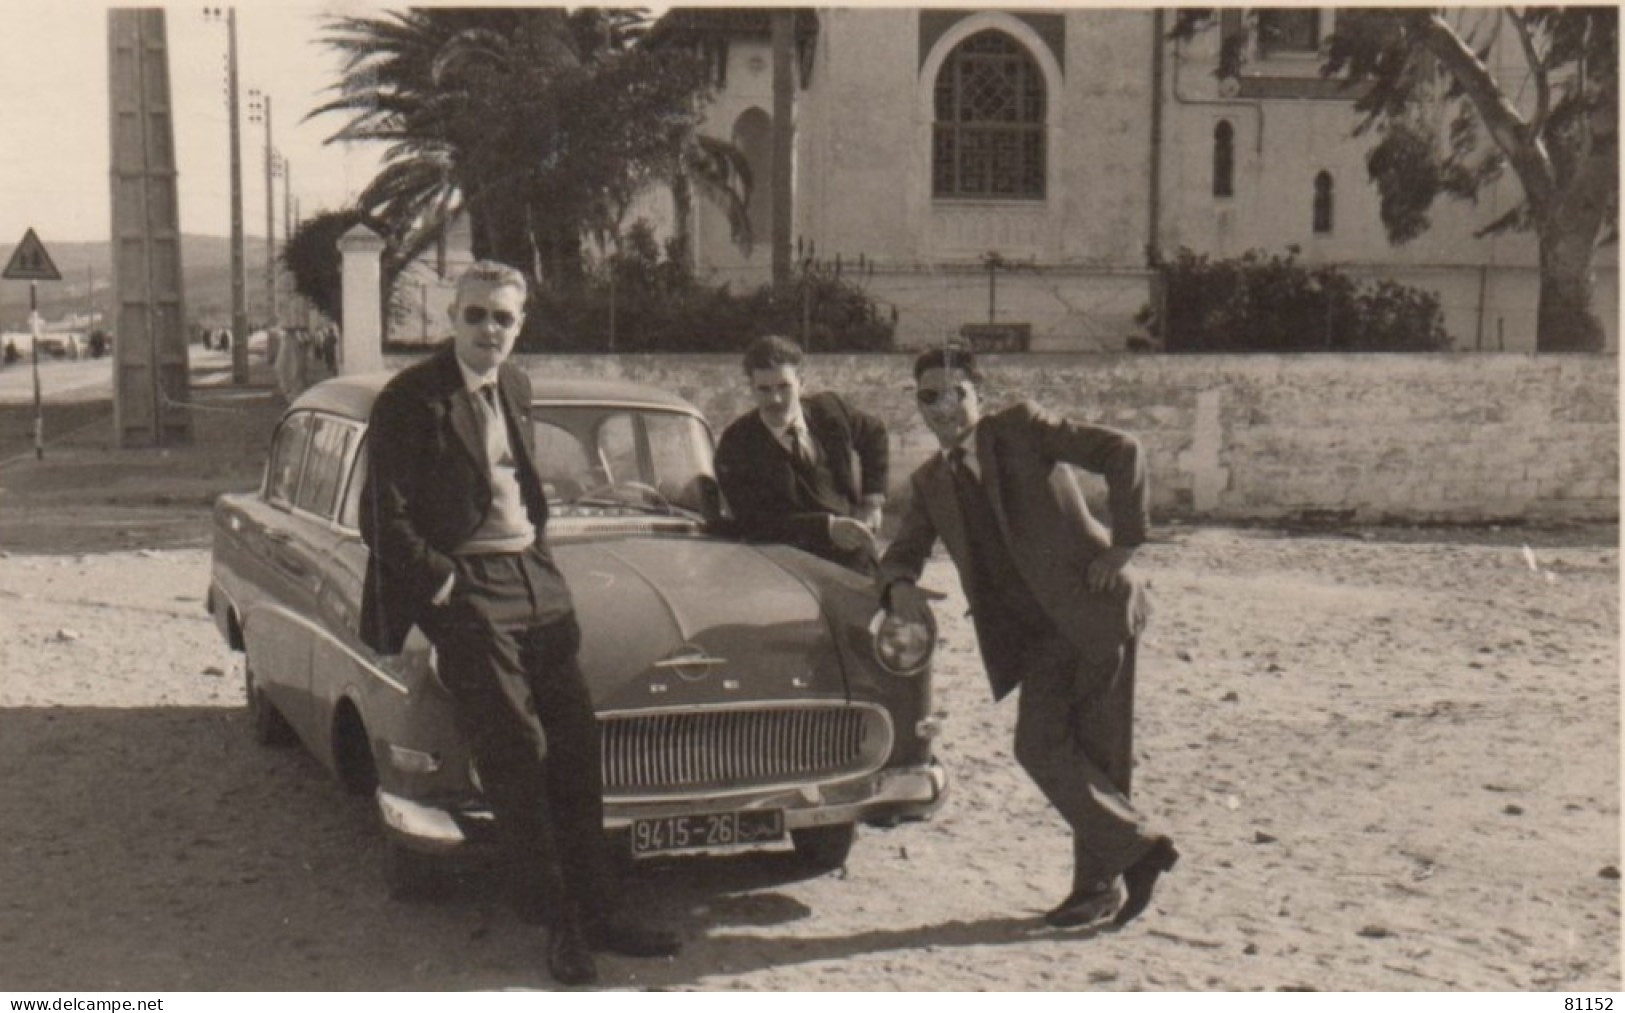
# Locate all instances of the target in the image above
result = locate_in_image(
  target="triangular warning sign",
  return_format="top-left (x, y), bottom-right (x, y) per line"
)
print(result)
top-left (3, 228), bottom-right (62, 281)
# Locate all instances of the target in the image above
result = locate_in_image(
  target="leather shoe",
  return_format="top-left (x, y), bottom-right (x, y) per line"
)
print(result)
top-left (587, 915), bottom-right (682, 958)
top-left (546, 922), bottom-right (598, 986)
top-left (1044, 880), bottom-right (1123, 929)
top-left (1114, 836), bottom-right (1179, 927)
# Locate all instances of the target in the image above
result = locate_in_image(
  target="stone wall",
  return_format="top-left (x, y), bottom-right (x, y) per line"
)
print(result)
top-left (436, 351), bottom-right (1618, 524)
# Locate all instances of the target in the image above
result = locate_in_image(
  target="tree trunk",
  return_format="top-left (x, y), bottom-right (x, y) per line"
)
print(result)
top-left (770, 11), bottom-right (794, 287)
top-left (533, 216), bottom-right (583, 291)
top-left (1534, 149), bottom-right (1612, 353)
top-left (1536, 231), bottom-right (1606, 353)
top-left (671, 171), bottom-right (695, 275)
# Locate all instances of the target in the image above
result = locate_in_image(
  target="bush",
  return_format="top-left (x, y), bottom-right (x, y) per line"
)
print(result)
top-left (516, 222), bottom-right (895, 354)
top-left (1138, 247), bottom-right (1453, 353)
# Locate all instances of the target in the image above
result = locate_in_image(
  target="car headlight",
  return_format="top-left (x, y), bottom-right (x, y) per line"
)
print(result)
top-left (870, 607), bottom-right (934, 675)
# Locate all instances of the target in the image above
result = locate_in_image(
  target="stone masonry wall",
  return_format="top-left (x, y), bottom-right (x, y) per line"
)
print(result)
top-left (469, 352), bottom-right (1618, 524)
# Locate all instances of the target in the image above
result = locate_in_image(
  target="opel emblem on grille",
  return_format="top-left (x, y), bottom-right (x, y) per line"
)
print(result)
top-left (653, 643), bottom-right (727, 682)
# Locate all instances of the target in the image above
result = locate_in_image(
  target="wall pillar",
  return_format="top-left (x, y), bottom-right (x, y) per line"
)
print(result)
top-left (338, 224), bottom-right (386, 375)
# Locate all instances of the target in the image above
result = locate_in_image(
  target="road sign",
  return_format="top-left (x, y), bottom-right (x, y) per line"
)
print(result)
top-left (3, 228), bottom-right (62, 282)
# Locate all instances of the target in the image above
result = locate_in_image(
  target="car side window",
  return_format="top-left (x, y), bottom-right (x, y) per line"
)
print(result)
top-left (266, 412), bottom-right (313, 507)
top-left (294, 415), bottom-right (356, 520)
top-left (337, 439), bottom-right (368, 531)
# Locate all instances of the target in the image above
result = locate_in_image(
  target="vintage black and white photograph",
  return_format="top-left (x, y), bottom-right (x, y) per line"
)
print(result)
top-left (0, 1), bottom-right (1617, 994)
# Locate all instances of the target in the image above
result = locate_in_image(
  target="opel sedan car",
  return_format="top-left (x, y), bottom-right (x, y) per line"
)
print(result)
top-left (208, 370), bottom-right (946, 897)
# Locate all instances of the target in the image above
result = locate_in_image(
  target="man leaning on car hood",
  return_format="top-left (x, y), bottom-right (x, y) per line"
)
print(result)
top-left (358, 259), bottom-right (679, 986)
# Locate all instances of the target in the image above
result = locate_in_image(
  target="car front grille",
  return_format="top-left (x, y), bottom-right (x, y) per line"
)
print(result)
top-left (600, 704), bottom-right (891, 796)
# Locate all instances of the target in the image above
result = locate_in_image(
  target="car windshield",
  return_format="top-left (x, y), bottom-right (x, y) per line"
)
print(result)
top-left (532, 404), bottom-right (715, 519)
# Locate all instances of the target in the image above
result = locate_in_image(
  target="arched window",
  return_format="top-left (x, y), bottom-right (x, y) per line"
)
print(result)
top-left (932, 30), bottom-right (1046, 200)
top-left (1213, 120), bottom-right (1235, 198)
top-left (1312, 171), bottom-right (1334, 233)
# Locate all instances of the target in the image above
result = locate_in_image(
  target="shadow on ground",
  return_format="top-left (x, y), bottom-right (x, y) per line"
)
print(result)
top-left (2, 705), bottom-right (1009, 991)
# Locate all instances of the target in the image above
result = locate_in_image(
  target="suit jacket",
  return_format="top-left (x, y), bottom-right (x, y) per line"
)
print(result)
top-left (878, 400), bottom-right (1152, 701)
top-left (714, 390), bottom-right (888, 559)
top-left (358, 343), bottom-right (555, 654)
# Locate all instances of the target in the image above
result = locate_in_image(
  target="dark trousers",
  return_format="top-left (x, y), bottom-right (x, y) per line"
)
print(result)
top-left (1013, 630), bottom-right (1157, 885)
top-left (423, 548), bottom-right (614, 927)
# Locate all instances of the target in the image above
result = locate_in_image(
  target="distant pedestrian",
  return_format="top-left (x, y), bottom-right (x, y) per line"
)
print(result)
top-left (275, 327), bottom-right (317, 400)
top-left (318, 325), bottom-right (339, 373)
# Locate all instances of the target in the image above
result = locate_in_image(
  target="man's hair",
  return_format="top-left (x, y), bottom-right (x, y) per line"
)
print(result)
top-left (912, 343), bottom-right (982, 383)
top-left (456, 260), bottom-right (528, 301)
top-left (742, 334), bottom-right (804, 374)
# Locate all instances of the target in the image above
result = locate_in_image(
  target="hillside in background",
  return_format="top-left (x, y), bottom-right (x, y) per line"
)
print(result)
top-left (0, 234), bottom-right (283, 333)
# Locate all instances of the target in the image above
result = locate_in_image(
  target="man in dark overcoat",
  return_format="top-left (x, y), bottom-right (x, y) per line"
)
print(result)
top-left (360, 260), bottom-right (678, 985)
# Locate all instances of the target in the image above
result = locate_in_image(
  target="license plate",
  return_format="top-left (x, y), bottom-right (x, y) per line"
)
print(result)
top-left (630, 809), bottom-right (784, 856)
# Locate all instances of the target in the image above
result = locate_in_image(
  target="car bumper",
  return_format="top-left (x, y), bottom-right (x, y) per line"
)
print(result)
top-left (376, 760), bottom-right (949, 853)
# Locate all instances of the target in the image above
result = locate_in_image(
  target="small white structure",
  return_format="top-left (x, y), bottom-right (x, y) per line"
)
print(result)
top-left (338, 225), bottom-right (387, 375)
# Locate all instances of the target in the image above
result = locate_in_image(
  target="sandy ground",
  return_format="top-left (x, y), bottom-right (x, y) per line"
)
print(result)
top-left (0, 363), bottom-right (1617, 991)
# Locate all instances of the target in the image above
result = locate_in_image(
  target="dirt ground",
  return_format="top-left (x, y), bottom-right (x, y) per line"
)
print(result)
top-left (0, 359), bottom-right (1617, 991)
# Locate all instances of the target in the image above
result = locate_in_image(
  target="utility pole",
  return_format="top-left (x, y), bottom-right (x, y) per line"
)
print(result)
top-left (204, 7), bottom-right (248, 384)
top-left (249, 89), bottom-right (277, 326)
top-left (283, 156), bottom-right (293, 242)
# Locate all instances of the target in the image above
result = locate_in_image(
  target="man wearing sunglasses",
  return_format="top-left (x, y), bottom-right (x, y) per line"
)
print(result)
top-left (877, 344), bottom-right (1176, 932)
top-left (714, 334), bottom-right (889, 572)
top-left (360, 260), bottom-right (679, 985)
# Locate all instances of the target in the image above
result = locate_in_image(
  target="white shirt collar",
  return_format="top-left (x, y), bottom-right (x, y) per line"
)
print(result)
top-left (764, 408), bottom-right (809, 442)
top-left (454, 355), bottom-right (500, 394)
top-left (940, 429), bottom-right (981, 477)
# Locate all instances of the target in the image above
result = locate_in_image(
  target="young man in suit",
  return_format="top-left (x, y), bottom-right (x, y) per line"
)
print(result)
top-left (878, 345), bottom-right (1177, 930)
top-left (359, 261), bottom-right (678, 985)
top-left (714, 335), bottom-right (889, 572)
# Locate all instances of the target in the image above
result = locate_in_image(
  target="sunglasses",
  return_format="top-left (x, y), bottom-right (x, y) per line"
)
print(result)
top-left (916, 382), bottom-right (973, 407)
top-left (461, 305), bottom-right (519, 328)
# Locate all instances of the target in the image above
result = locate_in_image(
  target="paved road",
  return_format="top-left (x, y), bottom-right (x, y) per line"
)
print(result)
top-left (0, 344), bottom-right (268, 407)
top-left (0, 353), bottom-right (112, 405)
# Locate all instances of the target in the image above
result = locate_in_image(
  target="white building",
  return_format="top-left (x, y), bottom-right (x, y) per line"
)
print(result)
top-left (658, 7), bottom-right (1617, 353)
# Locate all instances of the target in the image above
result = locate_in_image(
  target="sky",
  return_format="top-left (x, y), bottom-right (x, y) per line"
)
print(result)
top-left (0, 0), bottom-right (391, 247)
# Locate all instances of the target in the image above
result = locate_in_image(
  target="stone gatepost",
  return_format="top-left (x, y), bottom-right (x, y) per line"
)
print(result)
top-left (338, 225), bottom-right (387, 375)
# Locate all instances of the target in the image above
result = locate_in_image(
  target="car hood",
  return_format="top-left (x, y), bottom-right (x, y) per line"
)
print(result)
top-left (556, 535), bottom-right (855, 710)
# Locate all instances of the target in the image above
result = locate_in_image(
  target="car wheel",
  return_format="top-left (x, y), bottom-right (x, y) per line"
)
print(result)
top-left (791, 823), bottom-right (856, 871)
top-left (384, 841), bottom-right (446, 903)
top-left (245, 662), bottom-right (296, 747)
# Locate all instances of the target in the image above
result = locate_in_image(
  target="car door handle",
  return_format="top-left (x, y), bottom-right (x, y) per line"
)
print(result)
top-left (265, 529), bottom-right (293, 545)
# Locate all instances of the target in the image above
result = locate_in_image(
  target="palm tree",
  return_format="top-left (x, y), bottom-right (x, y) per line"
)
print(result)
top-left (312, 9), bottom-right (569, 283)
top-left (310, 7), bottom-right (753, 291)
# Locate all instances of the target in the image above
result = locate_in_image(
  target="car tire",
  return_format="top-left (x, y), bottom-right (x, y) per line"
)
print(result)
top-left (791, 823), bottom-right (856, 871)
top-left (384, 841), bottom-right (446, 903)
top-left (245, 662), bottom-right (297, 747)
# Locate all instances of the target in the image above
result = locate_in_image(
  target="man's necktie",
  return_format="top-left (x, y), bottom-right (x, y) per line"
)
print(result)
top-left (787, 422), bottom-right (810, 466)
top-left (476, 383), bottom-right (515, 466)
top-left (948, 445), bottom-right (978, 487)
